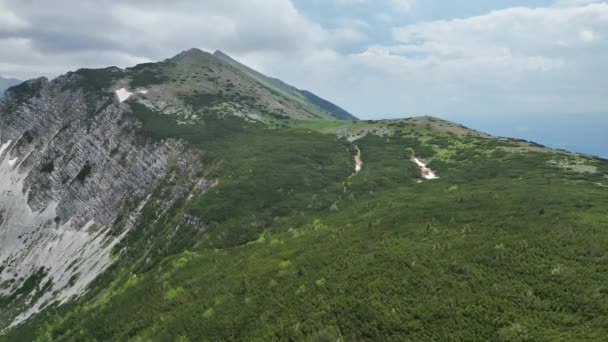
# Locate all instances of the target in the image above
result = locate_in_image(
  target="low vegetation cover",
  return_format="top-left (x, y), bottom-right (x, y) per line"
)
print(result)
top-left (3, 101), bottom-right (608, 341)
top-left (2, 51), bottom-right (607, 341)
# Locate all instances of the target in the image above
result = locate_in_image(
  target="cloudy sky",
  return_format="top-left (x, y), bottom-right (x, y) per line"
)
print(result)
top-left (0, 0), bottom-right (607, 118)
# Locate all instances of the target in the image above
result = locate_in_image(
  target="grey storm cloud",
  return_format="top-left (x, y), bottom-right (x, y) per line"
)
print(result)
top-left (12, 29), bottom-right (123, 54)
top-left (0, 0), bottom-right (330, 78)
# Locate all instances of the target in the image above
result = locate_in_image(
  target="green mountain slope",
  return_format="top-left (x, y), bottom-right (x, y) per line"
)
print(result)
top-left (213, 50), bottom-right (358, 121)
top-left (59, 48), bottom-right (349, 122)
top-left (299, 90), bottom-right (357, 120)
top-left (2, 52), bottom-right (608, 341)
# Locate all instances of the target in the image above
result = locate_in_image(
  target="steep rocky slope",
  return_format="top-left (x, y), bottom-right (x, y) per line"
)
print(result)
top-left (0, 48), bottom-right (362, 329)
top-left (0, 74), bottom-right (203, 328)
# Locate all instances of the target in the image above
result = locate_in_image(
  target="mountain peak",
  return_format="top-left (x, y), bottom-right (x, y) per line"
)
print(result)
top-left (121, 48), bottom-right (353, 121)
top-left (170, 48), bottom-right (213, 63)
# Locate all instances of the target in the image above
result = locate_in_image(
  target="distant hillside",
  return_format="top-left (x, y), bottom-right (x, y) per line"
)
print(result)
top-left (447, 113), bottom-right (608, 159)
top-left (213, 50), bottom-right (357, 121)
top-left (299, 90), bottom-right (356, 120)
top-left (0, 76), bottom-right (21, 97)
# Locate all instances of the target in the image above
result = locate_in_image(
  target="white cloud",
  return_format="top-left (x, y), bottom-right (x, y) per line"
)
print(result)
top-left (336, 18), bottom-right (370, 30)
top-left (328, 27), bottom-right (368, 45)
top-left (0, 37), bottom-right (150, 78)
top-left (277, 2), bottom-right (608, 116)
top-left (335, 0), bottom-right (369, 5)
top-left (554, 0), bottom-right (605, 7)
top-left (390, 0), bottom-right (415, 13)
top-left (579, 29), bottom-right (597, 42)
top-left (0, 0), bottom-right (341, 78)
top-left (374, 12), bottom-right (393, 24)
top-left (0, 2), bottom-right (28, 31)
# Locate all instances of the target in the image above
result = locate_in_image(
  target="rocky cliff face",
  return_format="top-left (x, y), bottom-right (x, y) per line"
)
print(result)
top-left (0, 75), bottom-right (196, 326)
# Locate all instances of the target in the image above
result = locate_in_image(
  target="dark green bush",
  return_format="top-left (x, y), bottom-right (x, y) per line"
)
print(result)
top-left (75, 162), bottom-right (92, 182)
top-left (40, 161), bottom-right (55, 173)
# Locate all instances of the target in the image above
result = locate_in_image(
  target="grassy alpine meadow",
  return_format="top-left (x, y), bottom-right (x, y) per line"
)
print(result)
top-left (3, 109), bottom-right (608, 341)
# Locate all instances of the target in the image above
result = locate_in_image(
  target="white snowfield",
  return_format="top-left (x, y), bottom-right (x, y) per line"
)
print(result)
top-left (0, 140), bottom-right (11, 157)
top-left (354, 147), bottom-right (362, 173)
top-left (412, 157), bottom-right (439, 180)
top-left (115, 88), bottom-right (133, 103)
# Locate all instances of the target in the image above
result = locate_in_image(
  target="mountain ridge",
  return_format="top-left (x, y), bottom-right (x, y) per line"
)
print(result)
top-left (1, 49), bottom-right (608, 341)
top-left (212, 49), bottom-right (358, 121)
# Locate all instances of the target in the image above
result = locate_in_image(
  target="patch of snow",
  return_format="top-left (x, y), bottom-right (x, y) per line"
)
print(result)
top-left (412, 157), bottom-right (439, 180)
top-left (115, 88), bottom-right (133, 103)
top-left (412, 158), bottom-right (426, 168)
top-left (137, 89), bottom-right (148, 94)
top-left (354, 147), bottom-right (362, 173)
top-left (423, 170), bottom-right (439, 180)
top-left (0, 140), bottom-right (12, 158)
